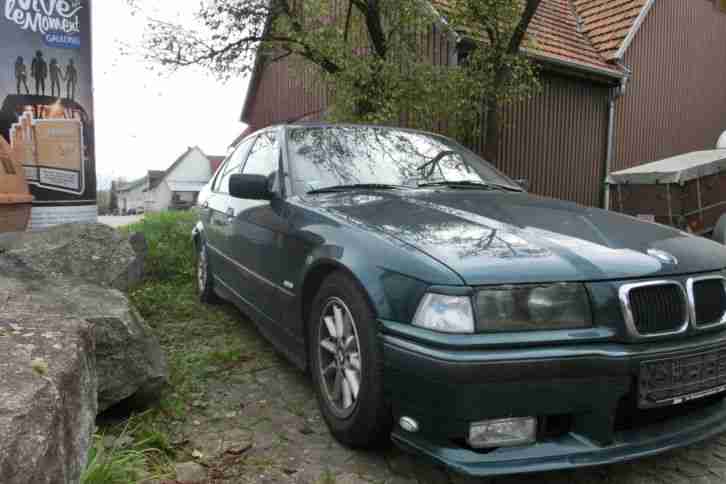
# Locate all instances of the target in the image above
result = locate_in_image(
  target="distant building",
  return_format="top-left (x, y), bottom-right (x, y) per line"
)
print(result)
top-left (116, 147), bottom-right (223, 214)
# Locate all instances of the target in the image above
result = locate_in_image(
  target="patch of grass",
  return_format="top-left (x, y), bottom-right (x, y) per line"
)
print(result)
top-left (123, 210), bottom-right (198, 283)
top-left (82, 438), bottom-right (148, 484)
top-left (81, 416), bottom-right (174, 484)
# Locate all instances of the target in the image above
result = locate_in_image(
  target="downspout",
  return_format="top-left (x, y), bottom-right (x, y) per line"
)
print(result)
top-left (603, 65), bottom-right (631, 210)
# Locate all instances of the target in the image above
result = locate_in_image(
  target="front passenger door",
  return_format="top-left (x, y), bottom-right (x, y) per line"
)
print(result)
top-left (205, 138), bottom-right (253, 286)
top-left (228, 130), bottom-right (289, 325)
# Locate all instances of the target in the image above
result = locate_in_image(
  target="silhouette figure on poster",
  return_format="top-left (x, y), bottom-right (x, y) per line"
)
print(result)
top-left (65, 59), bottom-right (78, 101)
top-left (31, 51), bottom-right (48, 96)
top-left (50, 58), bottom-right (63, 98)
top-left (14, 56), bottom-right (30, 95)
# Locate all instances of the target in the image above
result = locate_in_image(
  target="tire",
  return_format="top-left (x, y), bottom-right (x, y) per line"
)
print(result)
top-left (308, 271), bottom-right (391, 448)
top-left (196, 240), bottom-right (220, 304)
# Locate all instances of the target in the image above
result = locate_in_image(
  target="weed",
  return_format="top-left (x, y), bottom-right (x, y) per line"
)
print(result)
top-left (81, 417), bottom-right (173, 484)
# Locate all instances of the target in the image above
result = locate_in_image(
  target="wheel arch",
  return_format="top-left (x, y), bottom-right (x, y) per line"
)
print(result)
top-left (192, 221), bottom-right (205, 250)
top-left (299, 259), bottom-right (377, 370)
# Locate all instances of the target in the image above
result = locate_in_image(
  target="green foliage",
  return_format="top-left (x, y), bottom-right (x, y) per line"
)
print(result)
top-left (137, 0), bottom-right (542, 152)
top-left (81, 416), bottom-right (174, 484)
top-left (124, 211), bottom-right (198, 283)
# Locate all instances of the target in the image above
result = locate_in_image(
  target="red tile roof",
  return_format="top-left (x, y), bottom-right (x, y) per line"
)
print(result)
top-left (526, 0), bottom-right (616, 72)
top-left (432, 0), bottom-right (646, 76)
top-left (572, 0), bottom-right (648, 60)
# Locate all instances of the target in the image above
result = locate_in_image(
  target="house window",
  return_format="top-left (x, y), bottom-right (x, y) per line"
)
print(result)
top-left (717, 0), bottom-right (726, 12)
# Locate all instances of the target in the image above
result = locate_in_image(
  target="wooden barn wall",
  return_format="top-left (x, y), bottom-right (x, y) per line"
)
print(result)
top-left (613, 0), bottom-right (726, 172)
top-left (497, 72), bottom-right (610, 207)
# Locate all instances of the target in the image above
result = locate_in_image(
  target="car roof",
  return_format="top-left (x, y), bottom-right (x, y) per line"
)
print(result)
top-left (281, 123), bottom-right (455, 142)
top-left (233, 123), bottom-right (455, 151)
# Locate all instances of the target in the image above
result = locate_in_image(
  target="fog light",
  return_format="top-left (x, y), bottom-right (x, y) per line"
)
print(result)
top-left (468, 417), bottom-right (536, 449)
top-left (399, 416), bottom-right (419, 433)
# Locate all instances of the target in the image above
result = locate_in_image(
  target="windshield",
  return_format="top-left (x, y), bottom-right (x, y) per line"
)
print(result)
top-left (286, 126), bottom-right (521, 194)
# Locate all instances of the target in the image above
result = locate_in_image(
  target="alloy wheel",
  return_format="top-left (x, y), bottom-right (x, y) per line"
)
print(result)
top-left (318, 297), bottom-right (363, 418)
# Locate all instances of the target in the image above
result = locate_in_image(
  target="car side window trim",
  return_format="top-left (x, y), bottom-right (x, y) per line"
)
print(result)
top-left (210, 157), bottom-right (231, 193)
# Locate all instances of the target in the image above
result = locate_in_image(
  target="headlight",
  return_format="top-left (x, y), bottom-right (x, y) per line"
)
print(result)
top-left (412, 293), bottom-right (475, 334)
top-left (475, 283), bottom-right (592, 332)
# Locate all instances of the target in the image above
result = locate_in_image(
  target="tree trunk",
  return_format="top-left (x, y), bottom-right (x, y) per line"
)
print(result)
top-left (483, 98), bottom-right (499, 163)
top-left (481, 0), bottom-right (542, 163)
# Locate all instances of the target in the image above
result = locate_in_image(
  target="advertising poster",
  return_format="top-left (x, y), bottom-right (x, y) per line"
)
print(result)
top-left (0, 0), bottom-right (96, 232)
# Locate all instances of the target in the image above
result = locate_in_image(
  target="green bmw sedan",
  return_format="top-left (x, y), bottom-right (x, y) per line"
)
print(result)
top-left (192, 124), bottom-right (726, 477)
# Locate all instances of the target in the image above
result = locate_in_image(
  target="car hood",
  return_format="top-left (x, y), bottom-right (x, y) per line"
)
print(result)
top-left (317, 190), bottom-right (726, 285)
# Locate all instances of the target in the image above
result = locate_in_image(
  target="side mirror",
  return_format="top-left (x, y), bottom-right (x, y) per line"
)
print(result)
top-left (515, 178), bottom-right (530, 191)
top-left (229, 174), bottom-right (273, 200)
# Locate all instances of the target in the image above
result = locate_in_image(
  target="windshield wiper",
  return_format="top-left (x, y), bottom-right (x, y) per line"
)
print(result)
top-left (417, 180), bottom-right (522, 192)
top-left (306, 184), bottom-right (410, 194)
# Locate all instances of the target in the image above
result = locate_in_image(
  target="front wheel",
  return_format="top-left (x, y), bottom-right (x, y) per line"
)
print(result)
top-left (309, 272), bottom-right (391, 448)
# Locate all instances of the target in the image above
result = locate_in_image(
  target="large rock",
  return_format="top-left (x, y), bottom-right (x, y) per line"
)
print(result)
top-left (0, 224), bottom-right (164, 483)
top-left (0, 316), bottom-right (97, 484)
top-left (0, 223), bottom-right (146, 292)
top-left (0, 255), bottom-right (168, 412)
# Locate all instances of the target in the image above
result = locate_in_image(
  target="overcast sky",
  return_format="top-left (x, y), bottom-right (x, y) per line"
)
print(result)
top-left (92, 0), bottom-right (249, 188)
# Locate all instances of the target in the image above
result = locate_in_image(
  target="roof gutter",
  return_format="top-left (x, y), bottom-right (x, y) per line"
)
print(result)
top-left (522, 48), bottom-right (626, 80)
top-left (613, 0), bottom-right (656, 60)
top-left (603, 64), bottom-right (632, 209)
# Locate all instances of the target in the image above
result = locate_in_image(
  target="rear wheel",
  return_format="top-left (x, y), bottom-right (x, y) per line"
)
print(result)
top-left (309, 272), bottom-right (391, 448)
top-left (196, 241), bottom-right (220, 304)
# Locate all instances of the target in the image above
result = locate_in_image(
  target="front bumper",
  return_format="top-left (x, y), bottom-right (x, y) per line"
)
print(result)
top-left (381, 321), bottom-right (726, 477)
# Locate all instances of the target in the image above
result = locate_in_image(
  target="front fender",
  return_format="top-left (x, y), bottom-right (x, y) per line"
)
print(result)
top-left (297, 237), bottom-right (463, 323)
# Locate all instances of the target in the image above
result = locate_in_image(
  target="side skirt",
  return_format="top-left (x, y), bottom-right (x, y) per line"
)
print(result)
top-left (213, 275), bottom-right (307, 371)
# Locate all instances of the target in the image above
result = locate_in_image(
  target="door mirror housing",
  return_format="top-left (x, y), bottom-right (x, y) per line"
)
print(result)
top-left (229, 174), bottom-right (273, 200)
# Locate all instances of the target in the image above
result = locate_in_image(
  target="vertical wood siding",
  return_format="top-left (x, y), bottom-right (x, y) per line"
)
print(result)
top-left (498, 73), bottom-right (610, 207)
top-left (613, 0), bottom-right (726, 172)
top-left (246, 55), bottom-right (328, 130)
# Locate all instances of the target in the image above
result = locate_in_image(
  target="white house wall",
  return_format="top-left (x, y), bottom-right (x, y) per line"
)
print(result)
top-left (168, 148), bottom-right (214, 183)
top-left (119, 183), bottom-right (149, 213)
top-left (147, 147), bottom-right (214, 212)
top-left (153, 181), bottom-right (172, 212)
